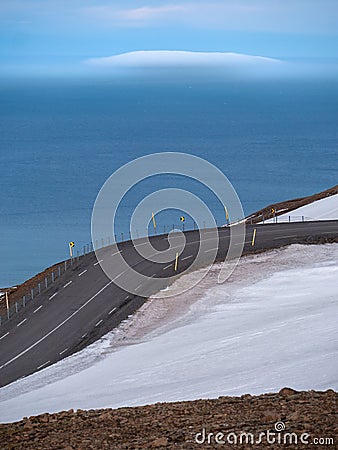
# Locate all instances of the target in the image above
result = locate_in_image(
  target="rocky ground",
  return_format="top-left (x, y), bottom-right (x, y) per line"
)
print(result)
top-left (0, 388), bottom-right (336, 449)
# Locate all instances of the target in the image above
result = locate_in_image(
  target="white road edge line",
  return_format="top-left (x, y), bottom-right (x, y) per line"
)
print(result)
top-left (49, 293), bottom-right (57, 300)
top-left (78, 270), bottom-right (87, 277)
top-left (1, 280), bottom-right (114, 370)
top-left (0, 332), bottom-right (9, 341)
top-left (182, 255), bottom-right (193, 261)
top-left (59, 348), bottom-right (68, 355)
top-left (33, 305), bottom-right (43, 313)
top-left (63, 281), bottom-right (72, 288)
top-left (95, 319), bottom-right (103, 327)
top-left (94, 260), bottom-right (103, 266)
top-left (17, 319), bottom-right (27, 327)
top-left (37, 361), bottom-right (50, 370)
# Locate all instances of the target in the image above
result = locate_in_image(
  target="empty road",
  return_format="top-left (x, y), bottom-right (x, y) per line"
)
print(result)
top-left (0, 220), bottom-right (337, 387)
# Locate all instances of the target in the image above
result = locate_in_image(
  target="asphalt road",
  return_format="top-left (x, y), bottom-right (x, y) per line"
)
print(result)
top-left (0, 221), bottom-right (337, 388)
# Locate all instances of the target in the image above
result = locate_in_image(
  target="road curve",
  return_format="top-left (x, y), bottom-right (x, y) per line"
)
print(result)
top-left (0, 221), bottom-right (337, 388)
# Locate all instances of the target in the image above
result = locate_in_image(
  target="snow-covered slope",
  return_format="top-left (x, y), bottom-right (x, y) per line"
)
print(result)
top-left (262, 193), bottom-right (338, 223)
top-left (0, 244), bottom-right (337, 423)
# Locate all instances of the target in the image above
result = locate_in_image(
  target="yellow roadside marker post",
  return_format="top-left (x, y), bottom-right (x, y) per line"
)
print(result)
top-left (180, 215), bottom-right (185, 231)
top-left (5, 291), bottom-right (9, 320)
top-left (271, 207), bottom-right (276, 222)
top-left (151, 212), bottom-right (157, 234)
top-left (174, 252), bottom-right (179, 271)
top-left (225, 206), bottom-right (229, 225)
top-left (251, 228), bottom-right (257, 247)
top-left (69, 241), bottom-right (75, 258)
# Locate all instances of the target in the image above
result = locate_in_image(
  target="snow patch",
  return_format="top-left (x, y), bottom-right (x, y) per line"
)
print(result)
top-left (0, 244), bottom-right (337, 423)
top-left (262, 194), bottom-right (338, 223)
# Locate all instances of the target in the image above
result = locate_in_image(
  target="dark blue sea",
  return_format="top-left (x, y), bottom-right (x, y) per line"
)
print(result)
top-left (0, 77), bottom-right (337, 286)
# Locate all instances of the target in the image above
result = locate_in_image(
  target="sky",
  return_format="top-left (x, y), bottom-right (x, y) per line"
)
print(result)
top-left (1, 0), bottom-right (338, 77)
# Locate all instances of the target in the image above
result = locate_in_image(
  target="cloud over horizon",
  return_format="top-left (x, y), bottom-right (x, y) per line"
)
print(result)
top-left (86, 51), bottom-right (281, 68)
top-left (1, 1), bottom-right (338, 77)
top-left (83, 50), bottom-right (289, 81)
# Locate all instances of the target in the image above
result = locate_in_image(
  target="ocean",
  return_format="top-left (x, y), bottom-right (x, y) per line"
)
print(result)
top-left (0, 77), bottom-right (337, 287)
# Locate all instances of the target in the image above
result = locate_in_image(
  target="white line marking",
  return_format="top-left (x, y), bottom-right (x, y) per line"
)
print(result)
top-left (0, 332), bottom-right (9, 341)
top-left (95, 319), bottom-right (103, 327)
top-left (125, 295), bottom-right (129, 300)
top-left (162, 264), bottom-right (172, 270)
top-left (205, 248), bottom-right (218, 252)
top-left (135, 284), bottom-right (142, 291)
top-left (37, 361), bottom-right (50, 370)
top-left (33, 305), bottom-right (43, 313)
top-left (59, 348), bottom-right (68, 355)
top-left (94, 260), bottom-right (103, 266)
top-left (111, 250), bottom-right (121, 256)
top-left (17, 319), bottom-right (27, 327)
top-left (182, 255), bottom-right (193, 261)
top-left (78, 270), bottom-right (87, 277)
top-left (49, 292), bottom-right (57, 300)
top-left (109, 307), bottom-right (117, 315)
top-left (273, 235), bottom-right (298, 240)
top-left (134, 242), bottom-right (148, 247)
top-left (82, 333), bottom-right (87, 339)
top-left (1, 281), bottom-right (113, 370)
top-left (63, 281), bottom-right (72, 288)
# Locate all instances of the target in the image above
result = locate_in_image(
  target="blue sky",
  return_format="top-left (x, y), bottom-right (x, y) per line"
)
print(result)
top-left (1, 0), bottom-right (338, 76)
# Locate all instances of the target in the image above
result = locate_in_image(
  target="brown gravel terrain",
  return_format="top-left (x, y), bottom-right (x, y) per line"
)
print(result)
top-left (0, 388), bottom-right (336, 449)
top-left (0, 261), bottom-right (67, 315)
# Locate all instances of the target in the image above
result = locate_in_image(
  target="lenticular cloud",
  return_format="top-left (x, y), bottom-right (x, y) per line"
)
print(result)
top-left (85, 50), bottom-right (280, 68)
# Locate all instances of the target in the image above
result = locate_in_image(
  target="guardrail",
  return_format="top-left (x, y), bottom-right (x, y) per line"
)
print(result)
top-left (0, 219), bottom-right (223, 327)
top-left (248, 214), bottom-right (314, 224)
